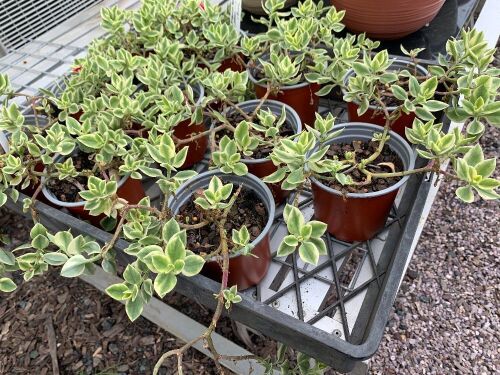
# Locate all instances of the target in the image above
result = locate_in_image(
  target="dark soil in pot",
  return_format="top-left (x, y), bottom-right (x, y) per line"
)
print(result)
top-left (321, 141), bottom-right (404, 193)
top-left (176, 186), bottom-right (267, 256)
top-left (46, 152), bottom-right (96, 203)
top-left (43, 151), bottom-right (145, 229)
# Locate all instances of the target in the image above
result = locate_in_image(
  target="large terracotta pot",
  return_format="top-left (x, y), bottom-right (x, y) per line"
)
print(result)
top-left (242, 0), bottom-right (299, 15)
top-left (310, 123), bottom-right (415, 242)
top-left (222, 99), bottom-right (302, 204)
top-left (331, 0), bottom-right (446, 40)
top-left (169, 170), bottom-right (274, 290)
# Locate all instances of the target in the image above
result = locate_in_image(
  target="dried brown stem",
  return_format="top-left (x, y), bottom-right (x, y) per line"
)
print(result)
top-left (153, 186), bottom-right (243, 375)
top-left (179, 220), bottom-right (209, 230)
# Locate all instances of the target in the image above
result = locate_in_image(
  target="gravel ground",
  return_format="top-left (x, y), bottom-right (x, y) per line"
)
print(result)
top-left (369, 126), bottom-right (499, 374)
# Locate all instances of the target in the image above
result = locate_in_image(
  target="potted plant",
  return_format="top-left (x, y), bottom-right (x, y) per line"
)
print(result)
top-left (209, 98), bottom-right (302, 202)
top-left (101, 0), bottom-right (243, 72)
top-left (342, 50), bottom-right (431, 138)
top-left (263, 30), bottom-right (499, 254)
top-left (241, 0), bottom-right (348, 126)
top-left (168, 170), bottom-right (275, 289)
top-left (136, 53), bottom-right (209, 167)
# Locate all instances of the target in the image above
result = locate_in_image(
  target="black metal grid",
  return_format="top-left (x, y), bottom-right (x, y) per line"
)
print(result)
top-left (248, 186), bottom-right (407, 341)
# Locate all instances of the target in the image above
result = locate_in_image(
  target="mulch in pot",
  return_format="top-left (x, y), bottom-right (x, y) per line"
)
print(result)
top-left (176, 186), bottom-right (267, 256)
top-left (320, 141), bottom-right (404, 194)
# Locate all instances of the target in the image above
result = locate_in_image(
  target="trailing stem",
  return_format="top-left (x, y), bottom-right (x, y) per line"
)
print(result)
top-left (153, 186), bottom-right (242, 375)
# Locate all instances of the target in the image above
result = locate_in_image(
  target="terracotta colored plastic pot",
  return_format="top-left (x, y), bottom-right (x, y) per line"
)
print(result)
top-left (42, 155), bottom-right (145, 228)
top-left (343, 59), bottom-right (428, 139)
top-left (248, 66), bottom-right (320, 127)
top-left (310, 123), bottom-right (415, 242)
top-left (331, 0), bottom-right (446, 40)
top-left (169, 170), bottom-right (274, 290)
top-left (173, 84), bottom-right (208, 168)
top-left (224, 99), bottom-right (302, 204)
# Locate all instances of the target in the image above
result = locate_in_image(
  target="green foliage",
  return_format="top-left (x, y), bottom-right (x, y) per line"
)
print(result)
top-left (194, 176), bottom-right (234, 210)
top-left (454, 145), bottom-right (499, 202)
top-left (79, 176), bottom-right (124, 218)
top-left (0, 277), bottom-right (16, 292)
top-left (211, 136), bottom-right (248, 176)
top-left (222, 285), bottom-right (242, 309)
top-left (260, 343), bottom-right (328, 374)
top-left (106, 217), bottom-right (205, 321)
top-left (231, 226), bottom-right (254, 256)
top-left (245, 0), bottom-right (350, 89)
top-left (0, 73), bottom-right (12, 96)
top-left (277, 205), bottom-right (327, 265)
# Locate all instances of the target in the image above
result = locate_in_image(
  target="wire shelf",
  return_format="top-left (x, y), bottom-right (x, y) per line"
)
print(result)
top-left (0, 0), bottom-right (103, 53)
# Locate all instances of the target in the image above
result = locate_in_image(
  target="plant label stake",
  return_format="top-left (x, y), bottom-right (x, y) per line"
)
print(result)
top-left (229, 0), bottom-right (242, 33)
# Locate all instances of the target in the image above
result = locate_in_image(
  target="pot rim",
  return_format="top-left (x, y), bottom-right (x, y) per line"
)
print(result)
top-left (309, 122), bottom-right (416, 199)
top-left (41, 153), bottom-right (130, 208)
top-left (342, 58), bottom-right (429, 112)
top-left (168, 169), bottom-right (275, 260)
top-left (223, 99), bottom-right (302, 165)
